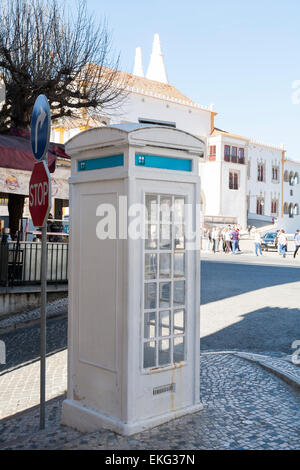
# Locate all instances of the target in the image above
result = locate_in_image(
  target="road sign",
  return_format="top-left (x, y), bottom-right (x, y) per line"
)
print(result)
top-left (30, 95), bottom-right (51, 161)
top-left (29, 161), bottom-right (51, 227)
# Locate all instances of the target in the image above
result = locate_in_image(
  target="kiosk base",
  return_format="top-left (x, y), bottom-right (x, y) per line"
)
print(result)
top-left (61, 399), bottom-right (204, 436)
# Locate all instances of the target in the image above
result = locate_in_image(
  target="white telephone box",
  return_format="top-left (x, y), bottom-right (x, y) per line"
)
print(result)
top-left (62, 124), bottom-right (205, 435)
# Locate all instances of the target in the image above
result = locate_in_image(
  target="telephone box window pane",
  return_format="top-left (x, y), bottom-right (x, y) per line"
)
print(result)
top-left (145, 224), bottom-right (158, 250)
top-left (160, 224), bottom-right (172, 249)
top-left (146, 195), bottom-right (158, 223)
top-left (159, 310), bottom-right (171, 337)
top-left (145, 283), bottom-right (157, 309)
top-left (174, 309), bottom-right (185, 335)
top-left (173, 336), bottom-right (185, 363)
top-left (174, 198), bottom-right (185, 223)
top-left (144, 341), bottom-right (156, 368)
top-left (160, 197), bottom-right (172, 223)
top-left (145, 254), bottom-right (157, 279)
top-left (144, 312), bottom-right (156, 339)
top-left (159, 282), bottom-right (171, 308)
top-left (159, 253), bottom-right (171, 278)
top-left (174, 281), bottom-right (185, 306)
top-left (174, 225), bottom-right (185, 249)
top-left (159, 339), bottom-right (171, 366)
top-left (174, 253), bottom-right (185, 278)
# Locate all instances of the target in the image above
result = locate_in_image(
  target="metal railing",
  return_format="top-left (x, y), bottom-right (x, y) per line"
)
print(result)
top-left (0, 241), bottom-right (68, 286)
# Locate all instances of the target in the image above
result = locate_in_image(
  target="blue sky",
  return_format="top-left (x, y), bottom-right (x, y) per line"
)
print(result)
top-left (80, 0), bottom-right (300, 159)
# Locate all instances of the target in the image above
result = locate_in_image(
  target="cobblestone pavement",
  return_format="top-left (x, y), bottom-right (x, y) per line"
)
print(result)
top-left (0, 316), bottom-right (68, 419)
top-left (0, 353), bottom-right (300, 450)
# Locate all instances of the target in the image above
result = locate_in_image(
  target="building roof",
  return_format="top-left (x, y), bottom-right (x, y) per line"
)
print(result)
top-left (212, 127), bottom-right (283, 151)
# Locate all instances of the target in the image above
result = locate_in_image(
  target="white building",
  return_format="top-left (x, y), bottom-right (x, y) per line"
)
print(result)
top-left (48, 34), bottom-right (300, 233)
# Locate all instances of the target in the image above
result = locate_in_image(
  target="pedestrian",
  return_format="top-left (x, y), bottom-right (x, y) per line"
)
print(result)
top-left (293, 230), bottom-right (300, 258)
top-left (275, 229), bottom-right (280, 254)
top-left (224, 229), bottom-right (231, 253)
top-left (212, 227), bottom-right (219, 253)
top-left (278, 230), bottom-right (288, 258)
top-left (231, 227), bottom-right (240, 254)
top-left (204, 228), bottom-right (211, 251)
top-left (254, 230), bottom-right (263, 256)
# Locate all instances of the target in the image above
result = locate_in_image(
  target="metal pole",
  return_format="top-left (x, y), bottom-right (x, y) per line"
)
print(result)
top-left (40, 223), bottom-right (47, 429)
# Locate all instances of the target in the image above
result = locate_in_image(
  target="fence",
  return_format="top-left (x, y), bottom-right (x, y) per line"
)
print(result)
top-left (0, 241), bottom-right (68, 286)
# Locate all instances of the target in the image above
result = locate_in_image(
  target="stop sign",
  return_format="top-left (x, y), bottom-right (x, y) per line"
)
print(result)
top-left (29, 161), bottom-right (51, 227)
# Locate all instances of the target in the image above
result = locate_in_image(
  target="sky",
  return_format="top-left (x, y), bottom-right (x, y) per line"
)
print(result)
top-left (72, 0), bottom-right (300, 160)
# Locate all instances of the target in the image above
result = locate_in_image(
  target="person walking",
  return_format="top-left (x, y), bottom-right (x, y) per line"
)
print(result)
top-left (231, 227), bottom-right (239, 254)
top-left (254, 230), bottom-right (263, 256)
top-left (224, 229), bottom-right (231, 253)
top-left (278, 230), bottom-right (288, 258)
top-left (293, 230), bottom-right (300, 258)
top-left (212, 227), bottom-right (219, 253)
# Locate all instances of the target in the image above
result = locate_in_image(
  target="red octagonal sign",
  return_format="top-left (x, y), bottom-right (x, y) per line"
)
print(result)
top-left (29, 161), bottom-right (51, 227)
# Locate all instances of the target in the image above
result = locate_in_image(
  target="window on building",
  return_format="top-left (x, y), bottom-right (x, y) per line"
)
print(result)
top-left (231, 147), bottom-right (238, 163)
top-left (284, 170), bottom-right (289, 182)
top-left (294, 172), bottom-right (299, 184)
top-left (271, 200), bottom-right (278, 215)
top-left (257, 164), bottom-right (264, 182)
top-left (272, 166), bottom-right (279, 181)
top-left (289, 172), bottom-right (295, 186)
top-left (289, 203), bottom-right (294, 218)
top-left (229, 171), bottom-right (239, 190)
top-left (238, 148), bottom-right (245, 164)
top-left (294, 204), bottom-right (299, 216)
top-left (0, 197), bottom-right (8, 206)
top-left (224, 145), bottom-right (230, 162)
top-left (256, 198), bottom-right (264, 215)
top-left (284, 202), bottom-right (288, 214)
top-left (209, 145), bottom-right (216, 161)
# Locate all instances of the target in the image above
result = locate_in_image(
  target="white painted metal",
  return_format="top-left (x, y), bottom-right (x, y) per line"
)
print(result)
top-left (62, 125), bottom-right (204, 435)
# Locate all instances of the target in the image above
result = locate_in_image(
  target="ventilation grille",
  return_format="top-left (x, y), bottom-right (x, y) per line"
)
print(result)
top-left (153, 383), bottom-right (176, 396)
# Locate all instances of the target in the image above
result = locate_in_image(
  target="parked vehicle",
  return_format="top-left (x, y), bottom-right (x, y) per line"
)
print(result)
top-left (261, 232), bottom-right (278, 251)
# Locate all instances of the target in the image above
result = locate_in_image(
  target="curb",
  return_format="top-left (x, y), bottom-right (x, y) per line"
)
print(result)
top-left (201, 350), bottom-right (300, 391)
top-left (235, 352), bottom-right (300, 391)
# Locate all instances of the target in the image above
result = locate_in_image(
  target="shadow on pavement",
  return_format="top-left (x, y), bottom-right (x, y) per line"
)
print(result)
top-left (200, 306), bottom-right (300, 354)
top-left (201, 260), bottom-right (300, 305)
top-left (0, 317), bottom-right (67, 374)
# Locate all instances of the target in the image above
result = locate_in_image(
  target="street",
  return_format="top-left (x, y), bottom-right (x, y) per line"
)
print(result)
top-left (0, 254), bottom-right (300, 449)
top-left (201, 254), bottom-right (300, 354)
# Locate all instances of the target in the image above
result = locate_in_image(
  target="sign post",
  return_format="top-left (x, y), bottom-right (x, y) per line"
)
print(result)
top-left (30, 95), bottom-right (51, 430)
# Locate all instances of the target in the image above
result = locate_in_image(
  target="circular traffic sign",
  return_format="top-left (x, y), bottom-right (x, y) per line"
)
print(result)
top-left (30, 95), bottom-right (51, 161)
top-left (29, 161), bottom-right (52, 227)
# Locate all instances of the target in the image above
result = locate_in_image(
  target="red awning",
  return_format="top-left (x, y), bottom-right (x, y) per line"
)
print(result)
top-left (0, 129), bottom-right (70, 173)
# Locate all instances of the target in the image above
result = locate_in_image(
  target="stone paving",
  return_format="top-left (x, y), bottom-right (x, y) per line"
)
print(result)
top-left (0, 350), bottom-right (67, 420)
top-left (0, 352), bottom-right (300, 450)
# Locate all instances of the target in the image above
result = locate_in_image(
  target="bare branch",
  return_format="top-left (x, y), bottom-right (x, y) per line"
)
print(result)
top-left (0, 0), bottom-right (128, 130)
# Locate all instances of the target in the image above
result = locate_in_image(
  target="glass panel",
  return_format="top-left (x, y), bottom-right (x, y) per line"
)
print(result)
top-left (144, 312), bottom-right (156, 339)
top-left (159, 339), bottom-right (171, 366)
top-left (174, 309), bottom-right (185, 335)
top-left (159, 253), bottom-right (171, 279)
top-left (174, 253), bottom-right (185, 278)
top-left (160, 224), bottom-right (172, 250)
top-left (144, 341), bottom-right (156, 368)
top-left (174, 224), bottom-right (185, 250)
top-left (145, 253), bottom-right (157, 280)
top-left (174, 198), bottom-right (185, 223)
top-left (173, 281), bottom-right (185, 306)
top-left (159, 310), bottom-right (171, 337)
top-left (160, 196), bottom-right (172, 223)
top-left (145, 224), bottom-right (158, 250)
top-left (173, 336), bottom-right (185, 363)
top-left (146, 195), bottom-right (158, 223)
top-left (144, 283), bottom-right (157, 309)
top-left (159, 282), bottom-right (171, 308)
